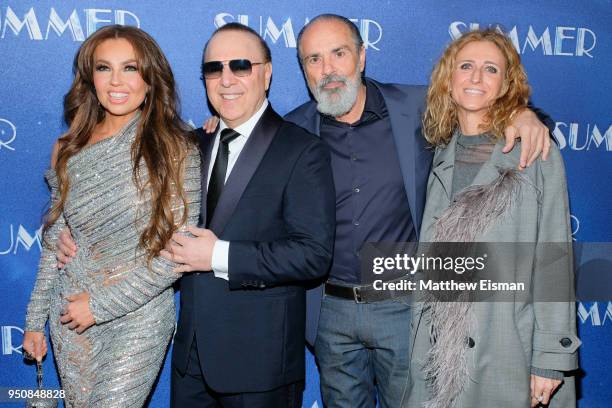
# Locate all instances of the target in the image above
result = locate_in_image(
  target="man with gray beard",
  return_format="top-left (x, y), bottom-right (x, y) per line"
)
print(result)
top-left (311, 72), bottom-right (361, 117)
top-left (284, 13), bottom-right (553, 408)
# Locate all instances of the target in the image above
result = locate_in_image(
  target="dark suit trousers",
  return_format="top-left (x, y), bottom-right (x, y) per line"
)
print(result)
top-left (171, 337), bottom-right (304, 408)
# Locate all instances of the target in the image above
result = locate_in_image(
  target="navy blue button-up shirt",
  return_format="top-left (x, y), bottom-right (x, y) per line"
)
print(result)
top-left (321, 81), bottom-right (416, 285)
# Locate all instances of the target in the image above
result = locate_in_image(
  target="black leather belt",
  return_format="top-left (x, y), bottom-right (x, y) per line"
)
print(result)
top-left (324, 277), bottom-right (412, 303)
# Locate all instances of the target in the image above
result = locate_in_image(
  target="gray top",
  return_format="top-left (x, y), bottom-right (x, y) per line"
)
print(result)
top-left (452, 131), bottom-right (495, 197)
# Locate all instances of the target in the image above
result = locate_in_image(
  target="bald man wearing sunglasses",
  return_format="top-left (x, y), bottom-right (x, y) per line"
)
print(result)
top-left (52, 22), bottom-right (334, 408)
top-left (164, 23), bottom-right (335, 407)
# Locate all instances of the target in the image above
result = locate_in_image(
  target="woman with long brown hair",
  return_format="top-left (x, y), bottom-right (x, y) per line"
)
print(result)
top-left (22, 25), bottom-right (200, 407)
top-left (407, 29), bottom-right (579, 407)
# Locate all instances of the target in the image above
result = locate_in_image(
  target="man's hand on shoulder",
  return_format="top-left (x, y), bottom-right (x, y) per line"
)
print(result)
top-left (502, 108), bottom-right (552, 169)
top-left (202, 116), bottom-right (219, 134)
top-left (57, 228), bottom-right (77, 268)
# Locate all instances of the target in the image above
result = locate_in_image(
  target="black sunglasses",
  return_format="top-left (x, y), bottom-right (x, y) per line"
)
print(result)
top-left (201, 59), bottom-right (265, 79)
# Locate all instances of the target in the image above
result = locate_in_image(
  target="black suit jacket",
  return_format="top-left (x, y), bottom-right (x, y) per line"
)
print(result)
top-left (172, 106), bottom-right (336, 393)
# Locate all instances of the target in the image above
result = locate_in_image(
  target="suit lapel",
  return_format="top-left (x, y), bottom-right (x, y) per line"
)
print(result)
top-left (431, 136), bottom-right (514, 203)
top-left (430, 134), bottom-right (457, 202)
top-left (208, 106), bottom-right (283, 235)
top-left (298, 103), bottom-right (321, 136)
top-left (372, 79), bottom-right (425, 236)
top-left (195, 127), bottom-right (216, 226)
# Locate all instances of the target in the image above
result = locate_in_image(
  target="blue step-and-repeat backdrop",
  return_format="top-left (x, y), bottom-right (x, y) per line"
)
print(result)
top-left (0, 1), bottom-right (610, 407)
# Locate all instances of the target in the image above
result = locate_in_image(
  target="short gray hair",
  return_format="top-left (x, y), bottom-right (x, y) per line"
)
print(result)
top-left (297, 14), bottom-right (364, 63)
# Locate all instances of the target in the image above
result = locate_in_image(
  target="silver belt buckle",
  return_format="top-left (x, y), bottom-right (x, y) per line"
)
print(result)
top-left (353, 286), bottom-right (365, 303)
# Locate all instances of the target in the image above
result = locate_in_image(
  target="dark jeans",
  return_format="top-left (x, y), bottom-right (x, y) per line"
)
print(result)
top-left (171, 337), bottom-right (304, 408)
top-left (315, 295), bottom-right (413, 408)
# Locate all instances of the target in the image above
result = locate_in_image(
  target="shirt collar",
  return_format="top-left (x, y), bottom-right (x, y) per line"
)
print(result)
top-left (218, 98), bottom-right (269, 139)
top-left (362, 79), bottom-right (385, 120)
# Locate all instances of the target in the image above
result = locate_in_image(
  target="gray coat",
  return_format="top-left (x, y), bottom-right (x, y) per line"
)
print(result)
top-left (406, 133), bottom-right (580, 408)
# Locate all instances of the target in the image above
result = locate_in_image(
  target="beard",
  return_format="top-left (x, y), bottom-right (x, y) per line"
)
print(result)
top-left (309, 73), bottom-right (361, 118)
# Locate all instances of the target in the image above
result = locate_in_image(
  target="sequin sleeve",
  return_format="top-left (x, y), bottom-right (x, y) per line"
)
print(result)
top-left (88, 147), bottom-right (201, 324)
top-left (24, 169), bottom-right (65, 332)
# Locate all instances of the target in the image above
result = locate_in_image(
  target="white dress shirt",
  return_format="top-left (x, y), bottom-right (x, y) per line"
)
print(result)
top-left (209, 99), bottom-right (269, 280)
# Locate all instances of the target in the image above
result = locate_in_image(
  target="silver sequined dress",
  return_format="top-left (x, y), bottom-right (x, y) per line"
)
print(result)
top-left (25, 115), bottom-right (201, 407)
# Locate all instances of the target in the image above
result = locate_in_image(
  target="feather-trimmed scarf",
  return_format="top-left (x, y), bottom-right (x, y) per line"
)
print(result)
top-left (422, 168), bottom-right (524, 408)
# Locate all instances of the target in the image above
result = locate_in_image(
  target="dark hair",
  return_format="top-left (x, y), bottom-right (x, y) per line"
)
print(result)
top-left (51, 24), bottom-right (194, 263)
top-left (297, 14), bottom-right (364, 62)
top-left (201, 23), bottom-right (271, 80)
